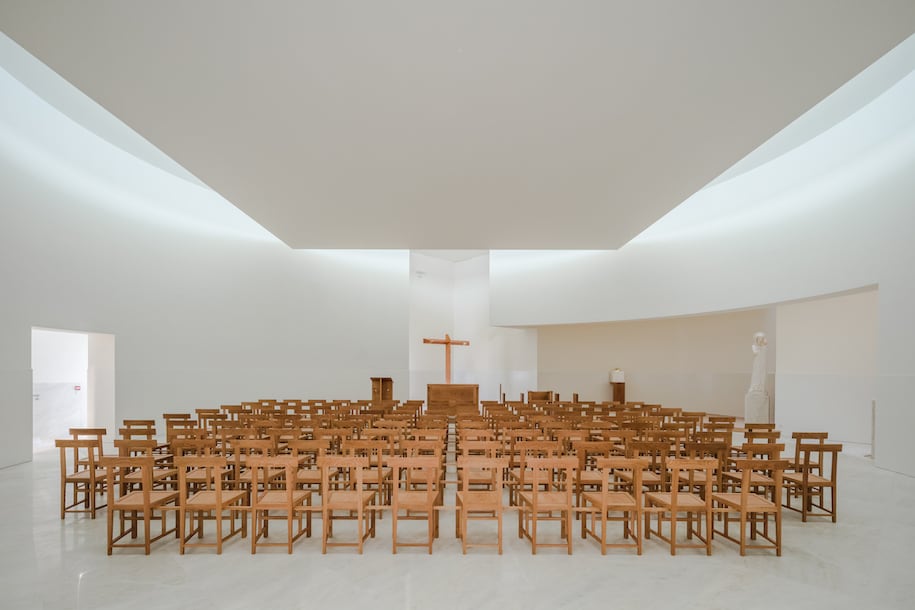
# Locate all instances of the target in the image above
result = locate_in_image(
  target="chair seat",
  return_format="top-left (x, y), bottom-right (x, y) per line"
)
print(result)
top-left (711, 492), bottom-right (776, 510)
top-left (644, 491), bottom-right (706, 509)
top-left (459, 468), bottom-right (497, 485)
top-left (578, 470), bottom-right (603, 485)
top-left (723, 471), bottom-right (774, 485)
top-left (125, 467), bottom-right (177, 482)
top-left (518, 490), bottom-right (570, 511)
top-left (238, 467), bottom-right (285, 483)
top-left (186, 467), bottom-right (231, 482)
top-left (324, 490), bottom-right (375, 510)
top-left (396, 490), bottom-right (436, 510)
top-left (253, 489), bottom-right (311, 509)
top-left (186, 489), bottom-right (248, 508)
top-left (114, 490), bottom-right (178, 509)
top-left (783, 472), bottom-right (831, 485)
top-left (580, 491), bottom-right (637, 509)
top-left (294, 468), bottom-right (327, 484)
top-left (678, 471), bottom-right (714, 484)
top-left (456, 490), bottom-right (501, 509)
top-left (66, 468), bottom-right (106, 482)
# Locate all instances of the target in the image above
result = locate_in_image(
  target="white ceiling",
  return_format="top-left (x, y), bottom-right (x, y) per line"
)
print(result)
top-left (2, 1), bottom-right (914, 250)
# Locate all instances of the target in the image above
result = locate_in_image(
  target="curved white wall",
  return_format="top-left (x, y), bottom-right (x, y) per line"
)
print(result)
top-left (491, 70), bottom-right (915, 474)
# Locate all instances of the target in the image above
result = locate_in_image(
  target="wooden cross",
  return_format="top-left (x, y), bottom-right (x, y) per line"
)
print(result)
top-left (423, 334), bottom-right (470, 384)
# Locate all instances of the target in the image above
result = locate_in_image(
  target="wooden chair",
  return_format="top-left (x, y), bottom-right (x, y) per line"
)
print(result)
top-left (712, 459), bottom-right (787, 555)
top-left (343, 439), bottom-right (393, 507)
top-left (644, 457), bottom-right (716, 555)
top-left (68, 427), bottom-right (107, 467)
top-left (508, 440), bottom-right (561, 506)
top-left (783, 443), bottom-right (843, 522)
top-left (619, 440), bottom-right (670, 492)
top-left (319, 455), bottom-right (376, 553)
top-left (249, 455), bottom-right (312, 554)
top-left (517, 456), bottom-right (578, 555)
top-left (788, 431), bottom-right (829, 475)
top-left (175, 456), bottom-right (247, 554)
top-left (113, 439), bottom-right (176, 489)
top-left (99, 456), bottom-right (178, 554)
top-left (388, 456), bottom-right (441, 554)
top-left (580, 457), bottom-right (647, 554)
top-left (455, 456), bottom-right (509, 554)
top-left (286, 439), bottom-right (331, 494)
top-left (722, 443), bottom-right (784, 501)
top-left (571, 440), bottom-right (615, 515)
top-left (55, 438), bottom-right (106, 519)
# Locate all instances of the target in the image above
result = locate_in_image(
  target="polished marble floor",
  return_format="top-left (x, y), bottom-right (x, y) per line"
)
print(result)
top-left (2, 446), bottom-right (913, 610)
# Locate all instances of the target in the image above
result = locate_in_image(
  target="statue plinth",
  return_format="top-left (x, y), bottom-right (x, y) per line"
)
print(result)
top-left (744, 390), bottom-right (770, 424)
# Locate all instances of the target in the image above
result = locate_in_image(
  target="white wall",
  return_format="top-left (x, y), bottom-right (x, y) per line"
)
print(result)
top-left (409, 253), bottom-right (537, 403)
top-left (409, 253), bottom-right (457, 400)
top-left (0, 87), bottom-right (411, 468)
top-left (87, 332), bottom-right (116, 433)
top-left (452, 255), bottom-right (537, 401)
top-left (537, 309), bottom-right (775, 413)
top-left (491, 69), bottom-right (915, 475)
top-left (774, 289), bottom-right (878, 444)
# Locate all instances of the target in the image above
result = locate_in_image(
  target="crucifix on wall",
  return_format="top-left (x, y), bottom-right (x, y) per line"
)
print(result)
top-left (423, 333), bottom-right (470, 384)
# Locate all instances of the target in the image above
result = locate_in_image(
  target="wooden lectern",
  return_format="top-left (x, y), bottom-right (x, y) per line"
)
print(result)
top-left (371, 377), bottom-right (393, 405)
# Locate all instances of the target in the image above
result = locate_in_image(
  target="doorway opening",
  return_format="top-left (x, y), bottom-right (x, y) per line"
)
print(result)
top-left (31, 327), bottom-right (115, 453)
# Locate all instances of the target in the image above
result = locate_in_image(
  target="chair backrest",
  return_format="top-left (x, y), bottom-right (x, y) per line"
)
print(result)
top-left (791, 431), bottom-right (829, 470)
top-left (667, 457), bottom-right (717, 504)
top-left (459, 440), bottom-right (502, 458)
top-left (627, 440), bottom-right (671, 487)
top-left (318, 455), bottom-right (369, 494)
top-left (388, 456), bottom-right (441, 499)
top-left (456, 456), bottom-right (508, 494)
top-left (732, 458), bottom-right (788, 506)
top-left (741, 442), bottom-right (785, 461)
top-left (343, 439), bottom-right (388, 466)
top-left (69, 427), bottom-right (107, 457)
top-left (175, 455), bottom-right (230, 498)
top-left (100, 456), bottom-right (156, 502)
top-left (798, 443), bottom-right (843, 484)
top-left (594, 456), bottom-right (648, 502)
top-left (247, 455), bottom-right (299, 502)
top-left (286, 439), bottom-right (330, 466)
top-left (170, 438), bottom-right (217, 457)
top-left (113, 438), bottom-right (159, 457)
top-left (55, 438), bottom-right (101, 473)
top-left (523, 457), bottom-right (577, 506)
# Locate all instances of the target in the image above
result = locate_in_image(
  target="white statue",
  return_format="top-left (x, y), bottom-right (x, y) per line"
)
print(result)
top-left (749, 332), bottom-right (768, 392)
top-left (745, 332), bottom-right (770, 423)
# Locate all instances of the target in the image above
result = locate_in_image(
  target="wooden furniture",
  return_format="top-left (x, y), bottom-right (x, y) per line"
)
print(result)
top-left (370, 377), bottom-right (394, 405)
top-left (644, 457), bottom-right (716, 555)
top-left (426, 383), bottom-right (479, 416)
top-left (422, 334), bottom-right (470, 384)
top-left (388, 456), bottom-right (441, 554)
top-left (610, 382), bottom-right (625, 403)
top-left (527, 390), bottom-right (554, 403)
top-left (517, 456), bottom-right (578, 555)
top-left (100, 456), bottom-right (178, 555)
top-left (55, 438), bottom-right (106, 519)
top-left (712, 459), bottom-right (787, 555)
top-left (175, 456), bottom-right (247, 554)
top-left (783, 443), bottom-right (843, 522)
top-left (249, 455), bottom-right (312, 554)
top-left (580, 457), bottom-right (647, 554)
top-left (319, 455), bottom-right (376, 554)
top-left (455, 456), bottom-right (509, 554)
